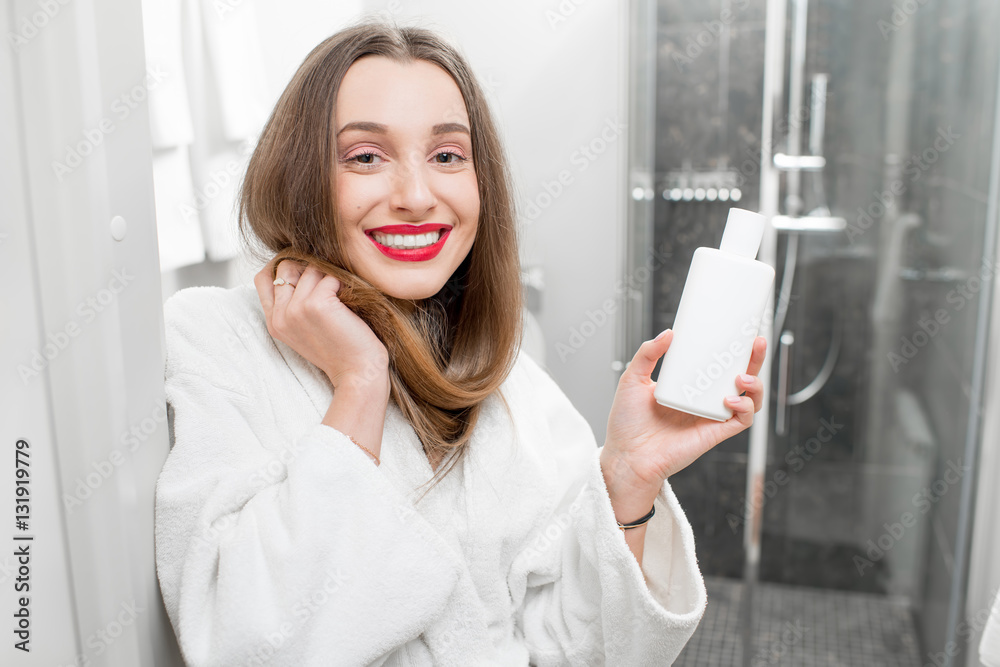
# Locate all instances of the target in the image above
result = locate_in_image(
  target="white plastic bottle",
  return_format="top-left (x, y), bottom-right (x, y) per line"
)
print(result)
top-left (653, 208), bottom-right (775, 421)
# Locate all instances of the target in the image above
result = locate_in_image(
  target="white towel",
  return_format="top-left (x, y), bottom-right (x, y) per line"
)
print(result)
top-left (143, 0), bottom-right (206, 271)
top-left (197, 0), bottom-right (269, 141)
top-left (177, 0), bottom-right (266, 263)
top-left (152, 146), bottom-right (206, 271)
top-left (141, 0), bottom-right (194, 148)
top-left (982, 589), bottom-right (1000, 667)
top-left (187, 140), bottom-right (253, 262)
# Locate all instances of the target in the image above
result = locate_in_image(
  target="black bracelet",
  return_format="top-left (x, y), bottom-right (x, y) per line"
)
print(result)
top-left (617, 504), bottom-right (655, 531)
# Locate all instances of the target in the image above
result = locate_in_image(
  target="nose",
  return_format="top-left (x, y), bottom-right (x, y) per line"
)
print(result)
top-left (388, 150), bottom-right (437, 219)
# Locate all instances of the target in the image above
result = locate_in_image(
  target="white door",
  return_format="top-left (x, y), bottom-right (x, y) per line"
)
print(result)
top-left (1, 0), bottom-right (181, 664)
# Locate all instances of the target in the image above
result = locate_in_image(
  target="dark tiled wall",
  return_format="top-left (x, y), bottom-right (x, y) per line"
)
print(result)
top-left (653, 0), bottom-right (768, 579)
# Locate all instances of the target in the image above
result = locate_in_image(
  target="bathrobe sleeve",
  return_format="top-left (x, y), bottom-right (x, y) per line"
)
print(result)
top-left (154, 290), bottom-right (463, 667)
top-left (506, 351), bottom-right (707, 666)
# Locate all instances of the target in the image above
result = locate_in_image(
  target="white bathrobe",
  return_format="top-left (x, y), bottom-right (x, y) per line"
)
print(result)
top-left (154, 281), bottom-right (707, 666)
top-left (983, 590), bottom-right (1000, 667)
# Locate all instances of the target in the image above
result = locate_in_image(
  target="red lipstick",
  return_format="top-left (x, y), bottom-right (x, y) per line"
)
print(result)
top-left (365, 224), bottom-right (452, 262)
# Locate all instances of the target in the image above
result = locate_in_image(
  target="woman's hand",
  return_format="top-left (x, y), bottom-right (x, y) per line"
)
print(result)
top-left (601, 329), bottom-right (767, 506)
top-left (253, 258), bottom-right (390, 394)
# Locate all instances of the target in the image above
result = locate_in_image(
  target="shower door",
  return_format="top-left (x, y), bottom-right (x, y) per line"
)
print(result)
top-left (623, 0), bottom-right (1000, 664)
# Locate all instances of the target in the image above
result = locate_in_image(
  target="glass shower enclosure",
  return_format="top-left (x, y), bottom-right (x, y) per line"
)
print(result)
top-left (624, 0), bottom-right (1000, 664)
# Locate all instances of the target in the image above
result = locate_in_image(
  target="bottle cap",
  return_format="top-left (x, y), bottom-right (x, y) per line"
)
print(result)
top-left (719, 208), bottom-right (766, 258)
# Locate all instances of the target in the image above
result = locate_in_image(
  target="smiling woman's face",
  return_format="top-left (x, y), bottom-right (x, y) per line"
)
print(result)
top-left (333, 55), bottom-right (480, 301)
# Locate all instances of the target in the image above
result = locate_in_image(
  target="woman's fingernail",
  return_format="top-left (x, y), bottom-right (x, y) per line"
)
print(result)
top-left (740, 374), bottom-right (753, 383)
top-left (727, 396), bottom-right (742, 404)
top-left (654, 329), bottom-right (670, 342)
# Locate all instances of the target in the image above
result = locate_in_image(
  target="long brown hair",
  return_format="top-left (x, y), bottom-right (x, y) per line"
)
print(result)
top-left (237, 19), bottom-right (524, 500)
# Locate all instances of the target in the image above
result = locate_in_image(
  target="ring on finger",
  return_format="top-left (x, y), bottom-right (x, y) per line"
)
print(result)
top-left (273, 277), bottom-right (297, 287)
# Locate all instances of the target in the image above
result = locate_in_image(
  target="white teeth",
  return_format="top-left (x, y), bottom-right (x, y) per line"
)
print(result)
top-left (372, 230), bottom-right (443, 250)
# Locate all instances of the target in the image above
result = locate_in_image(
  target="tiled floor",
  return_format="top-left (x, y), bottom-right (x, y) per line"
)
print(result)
top-left (674, 576), bottom-right (922, 666)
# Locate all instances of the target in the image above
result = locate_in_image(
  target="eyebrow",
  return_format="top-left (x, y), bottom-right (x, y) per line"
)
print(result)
top-left (335, 121), bottom-right (470, 138)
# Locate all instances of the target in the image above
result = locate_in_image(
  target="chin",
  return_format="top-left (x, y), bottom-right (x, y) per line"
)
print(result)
top-left (376, 277), bottom-right (449, 302)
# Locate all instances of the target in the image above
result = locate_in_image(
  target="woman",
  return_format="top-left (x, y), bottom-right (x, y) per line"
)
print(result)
top-left (154, 18), bottom-right (766, 666)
